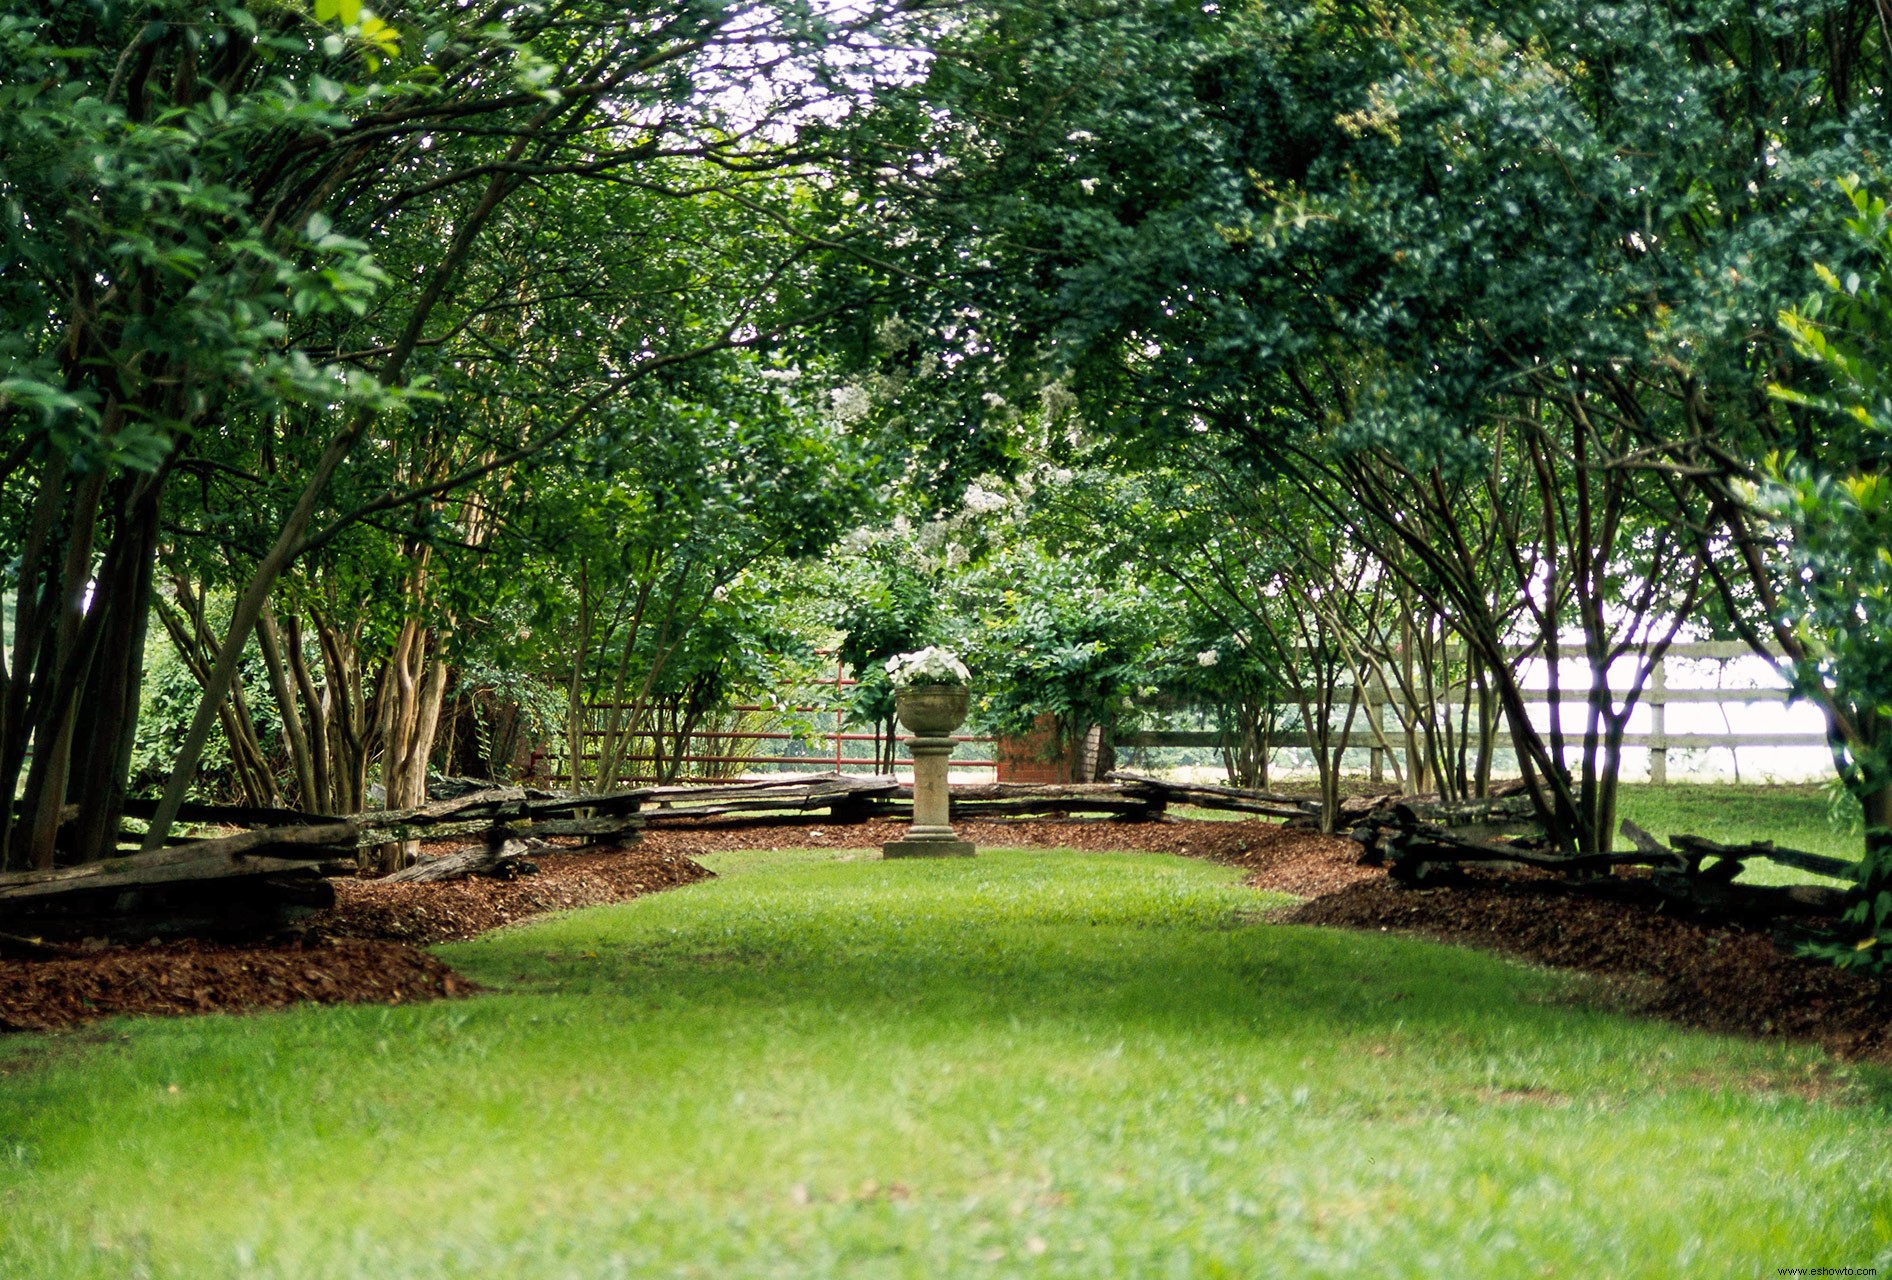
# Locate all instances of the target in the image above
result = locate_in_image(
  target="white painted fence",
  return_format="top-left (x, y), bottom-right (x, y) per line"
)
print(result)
top-left (1128, 642), bottom-right (1831, 784)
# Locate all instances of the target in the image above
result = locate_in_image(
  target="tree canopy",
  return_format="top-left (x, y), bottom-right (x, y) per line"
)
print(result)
top-left (5, 0), bottom-right (1892, 964)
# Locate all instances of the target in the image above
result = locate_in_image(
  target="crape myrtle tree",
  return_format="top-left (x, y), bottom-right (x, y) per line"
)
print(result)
top-left (1086, 480), bottom-right (1295, 791)
top-left (0, 0), bottom-right (936, 868)
top-left (1088, 462), bottom-right (1376, 831)
top-left (1025, 463), bottom-right (1302, 795)
top-left (130, 602), bottom-right (293, 806)
top-left (838, 0), bottom-right (1890, 856)
top-left (522, 360), bottom-right (881, 795)
top-left (153, 340), bottom-right (526, 823)
top-left (1299, 420), bottom-right (1705, 849)
top-left (158, 157), bottom-right (859, 837)
top-left (1102, 452), bottom-right (1513, 810)
top-left (1171, 629), bottom-right (1288, 792)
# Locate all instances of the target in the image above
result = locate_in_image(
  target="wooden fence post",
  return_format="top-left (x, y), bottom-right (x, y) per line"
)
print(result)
top-left (1649, 658), bottom-right (1668, 786)
top-left (834, 653), bottom-right (846, 774)
top-left (1369, 695), bottom-right (1387, 784)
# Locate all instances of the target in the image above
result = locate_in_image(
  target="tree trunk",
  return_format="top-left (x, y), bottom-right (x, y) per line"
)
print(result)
top-left (65, 479), bottom-right (162, 865)
top-left (14, 469), bottom-right (107, 868)
top-left (257, 606), bottom-right (319, 812)
top-left (143, 420), bottom-right (375, 850)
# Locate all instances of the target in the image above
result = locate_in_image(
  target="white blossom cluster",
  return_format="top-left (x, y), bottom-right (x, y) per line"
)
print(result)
top-left (873, 313), bottom-right (918, 350)
top-left (828, 384), bottom-right (872, 424)
top-left (961, 483), bottom-right (1008, 515)
top-left (885, 646), bottom-right (971, 688)
top-left (1039, 380), bottom-right (1078, 420)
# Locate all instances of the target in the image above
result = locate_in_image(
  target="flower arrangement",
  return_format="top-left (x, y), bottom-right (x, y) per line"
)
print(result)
top-left (885, 646), bottom-right (971, 689)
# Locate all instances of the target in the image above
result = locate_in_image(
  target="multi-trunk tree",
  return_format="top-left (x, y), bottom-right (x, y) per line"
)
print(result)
top-left (841, 0), bottom-right (1889, 863)
top-left (1, 0), bottom-right (929, 868)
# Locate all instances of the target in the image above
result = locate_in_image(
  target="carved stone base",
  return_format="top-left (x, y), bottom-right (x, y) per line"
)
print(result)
top-left (882, 838), bottom-right (977, 859)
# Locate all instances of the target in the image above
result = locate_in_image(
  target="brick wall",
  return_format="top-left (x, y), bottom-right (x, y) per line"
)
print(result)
top-left (996, 714), bottom-right (1074, 783)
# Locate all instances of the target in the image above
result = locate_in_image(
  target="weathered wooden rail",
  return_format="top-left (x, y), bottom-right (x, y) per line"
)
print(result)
top-left (1350, 801), bottom-right (1856, 923)
top-left (0, 786), bottom-right (647, 941)
top-left (0, 774), bottom-right (1188, 941)
top-left (630, 774), bottom-right (1165, 823)
top-left (11, 770), bottom-right (1859, 945)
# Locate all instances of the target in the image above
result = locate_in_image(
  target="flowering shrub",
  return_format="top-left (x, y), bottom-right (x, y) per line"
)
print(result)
top-left (886, 647), bottom-right (971, 688)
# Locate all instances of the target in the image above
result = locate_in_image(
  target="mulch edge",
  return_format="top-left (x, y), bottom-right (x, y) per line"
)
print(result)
top-left (0, 844), bottom-right (718, 1035)
top-left (1278, 871), bottom-right (1892, 1063)
top-left (7, 815), bottom-right (1886, 1064)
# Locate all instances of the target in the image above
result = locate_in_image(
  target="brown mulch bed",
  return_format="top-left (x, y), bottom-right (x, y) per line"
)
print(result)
top-left (2, 846), bottom-right (714, 1033)
top-left (0, 938), bottom-right (469, 1034)
top-left (1284, 871), bottom-right (1892, 1062)
top-left (7, 812), bottom-right (1888, 1064)
top-left (321, 846), bottom-right (712, 945)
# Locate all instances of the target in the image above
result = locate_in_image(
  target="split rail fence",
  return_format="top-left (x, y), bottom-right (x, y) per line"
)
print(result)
top-left (4, 766), bottom-right (1859, 949)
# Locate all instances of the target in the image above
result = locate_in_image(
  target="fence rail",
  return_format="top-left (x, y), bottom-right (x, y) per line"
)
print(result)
top-left (1127, 641), bottom-right (1819, 783)
top-left (558, 653), bottom-right (997, 784)
top-left (558, 641), bottom-right (1813, 786)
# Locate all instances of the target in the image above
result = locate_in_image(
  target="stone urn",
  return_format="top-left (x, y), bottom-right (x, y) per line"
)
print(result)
top-left (885, 683), bottom-right (975, 859)
top-left (893, 684), bottom-right (971, 736)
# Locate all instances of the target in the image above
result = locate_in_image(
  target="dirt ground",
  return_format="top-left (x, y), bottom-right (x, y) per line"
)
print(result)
top-left (4, 815), bottom-right (1887, 1062)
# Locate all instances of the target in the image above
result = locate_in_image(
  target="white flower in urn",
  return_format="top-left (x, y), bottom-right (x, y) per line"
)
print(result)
top-left (885, 646), bottom-right (971, 689)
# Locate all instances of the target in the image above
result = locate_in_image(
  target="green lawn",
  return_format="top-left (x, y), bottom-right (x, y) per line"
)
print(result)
top-left (1616, 782), bottom-right (1857, 857)
top-left (1614, 782), bottom-right (1860, 887)
top-left (2, 847), bottom-right (1889, 1278)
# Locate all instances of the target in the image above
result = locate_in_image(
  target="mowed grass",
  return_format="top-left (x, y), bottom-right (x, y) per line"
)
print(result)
top-left (1615, 782), bottom-right (1861, 887)
top-left (1616, 782), bottom-right (1858, 860)
top-left (2, 847), bottom-right (1890, 1279)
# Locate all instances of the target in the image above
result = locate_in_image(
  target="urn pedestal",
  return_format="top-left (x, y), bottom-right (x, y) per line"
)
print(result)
top-left (883, 685), bottom-right (976, 859)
